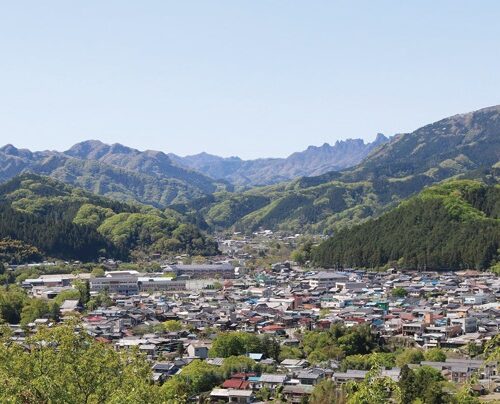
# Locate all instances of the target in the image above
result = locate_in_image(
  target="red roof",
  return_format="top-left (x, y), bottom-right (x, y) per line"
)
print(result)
top-left (222, 379), bottom-right (251, 389)
top-left (261, 324), bottom-right (285, 331)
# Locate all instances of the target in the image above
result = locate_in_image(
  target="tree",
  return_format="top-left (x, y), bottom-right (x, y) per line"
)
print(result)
top-left (395, 348), bottom-right (424, 367)
top-left (221, 356), bottom-right (258, 378)
top-left (261, 335), bottom-right (281, 361)
top-left (490, 262), bottom-right (500, 276)
top-left (412, 366), bottom-right (448, 404)
top-left (209, 332), bottom-right (262, 358)
top-left (86, 289), bottom-right (113, 311)
top-left (176, 341), bottom-right (185, 358)
top-left (467, 341), bottom-right (482, 358)
top-left (20, 298), bottom-right (52, 325)
top-left (91, 267), bottom-right (106, 277)
top-left (392, 287), bottom-right (408, 298)
top-left (345, 366), bottom-right (400, 404)
top-left (255, 386), bottom-right (271, 401)
top-left (160, 360), bottom-right (221, 399)
top-left (0, 238), bottom-right (43, 265)
top-left (424, 348), bottom-right (446, 362)
top-left (399, 365), bottom-right (418, 404)
top-left (0, 285), bottom-right (27, 324)
top-left (291, 249), bottom-right (306, 265)
top-left (341, 353), bottom-right (395, 371)
top-left (160, 376), bottom-right (190, 403)
top-left (54, 289), bottom-right (81, 306)
top-left (313, 181), bottom-right (500, 271)
top-left (337, 324), bottom-right (375, 356)
top-left (0, 322), bottom-right (164, 403)
top-left (310, 379), bottom-right (345, 404)
top-left (74, 279), bottom-right (91, 306)
top-left (163, 320), bottom-right (183, 332)
top-left (279, 345), bottom-right (303, 362)
top-left (455, 384), bottom-right (481, 404)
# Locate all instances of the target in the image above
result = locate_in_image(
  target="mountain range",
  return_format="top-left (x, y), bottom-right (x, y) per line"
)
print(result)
top-left (185, 105), bottom-right (500, 233)
top-left (0, 141), bottom-right (228, 207)
top-left (0, 134), bottom-right (388, 206)
top-left (0, 105), bottom-right (499, 236)
top-left (168, 133), bottom-right (389, 187)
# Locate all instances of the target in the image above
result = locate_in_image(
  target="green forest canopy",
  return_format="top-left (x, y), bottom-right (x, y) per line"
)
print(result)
top-left (313, 180), bottom-right (500, 270)
top-left (0, 174), bottom-right (218, 262)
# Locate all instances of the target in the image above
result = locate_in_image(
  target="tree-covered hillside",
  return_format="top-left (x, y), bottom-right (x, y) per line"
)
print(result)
top-left (0, 174), bottom-right (218, 262)
top-left (0, 141), bottom-right (229, 207)
top-left (313, 181), bottom-right (500, 270)
top-left (184, 105), bottom-right (500, 234)
top-left (1, 106), bottom-right (499, 235)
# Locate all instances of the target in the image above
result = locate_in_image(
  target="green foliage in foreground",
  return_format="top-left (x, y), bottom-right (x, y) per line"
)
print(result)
top-left (0, 322), bottom-right (227, 403)
top-left (0, 321), bottom-right (485, 404)
top-left (314, 181), bottom-right (500, 270)
top-left (0, 322), bottom-right (163, 404)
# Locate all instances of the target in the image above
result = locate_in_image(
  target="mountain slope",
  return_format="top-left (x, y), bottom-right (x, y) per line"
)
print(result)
top-left (0, 141), bottom-right (228, 207)
top-left (169, 134), bottom-right (388, 187)
top-left (190, 105), bottom-right (500, 233)
top-left (313, 180), bottom-right (500, 270)
top-left (0, 174), bottom-right (218, 262)
top-left (344, 105), bottom-right (500, 182)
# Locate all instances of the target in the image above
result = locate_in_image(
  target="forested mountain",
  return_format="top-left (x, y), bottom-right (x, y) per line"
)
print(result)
top-left (0, 141), bottom-right (228, 207)
top-left (184, 105), bottom-right (500, 234)
top-left (1, 105), bottom-right (499, 235)
top-left (169, 134), bottom-right (388, 187)
top-left (313, 180), bottom-right (500, 270)
top-left (0, 174), bottom-right (218, 262)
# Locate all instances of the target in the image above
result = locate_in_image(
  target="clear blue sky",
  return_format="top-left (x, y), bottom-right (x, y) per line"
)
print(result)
top-left (1, 1), bottom-right (499, 159)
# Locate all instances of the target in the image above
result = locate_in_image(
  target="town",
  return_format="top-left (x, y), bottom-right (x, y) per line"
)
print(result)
top-left (3, 231), bottom-right (499, 403)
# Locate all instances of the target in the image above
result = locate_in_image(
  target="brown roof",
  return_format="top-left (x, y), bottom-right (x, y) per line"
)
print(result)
top-left (222, 379), bottom-right (251, 389)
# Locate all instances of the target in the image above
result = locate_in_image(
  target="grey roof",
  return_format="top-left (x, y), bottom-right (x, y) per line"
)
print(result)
top-left (297, 369), bottom-right (325, 379)
top-left (169, 264), bottom-right (234, 270)
top-left (307, 272), bottom-right (348, 280)
top-left (260, 374), bottom-right (288, 383)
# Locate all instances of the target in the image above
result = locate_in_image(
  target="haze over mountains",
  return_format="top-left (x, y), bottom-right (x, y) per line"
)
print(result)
top-left (0, 141), bottom-right (227, 207)
top-left (168, 133), bottom-right (389, 187)
top-left (0, 105), bottom-right (499, 236)
top-left (183, 105), bottom-right (500, 234)
top-left (0, 133), bottom-right (389, 199)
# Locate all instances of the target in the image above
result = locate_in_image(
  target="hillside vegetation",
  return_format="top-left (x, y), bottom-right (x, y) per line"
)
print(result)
top-left (0, 140), bottom-right (228, 207)
top-left (313, 180), bottom-right (500, 270)
top-left (0, 174), bottom-right (218, 262)
top-left (1, 106), bottom-right (499, 235)
top-left (184, 105), bottom-right (500, 234)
